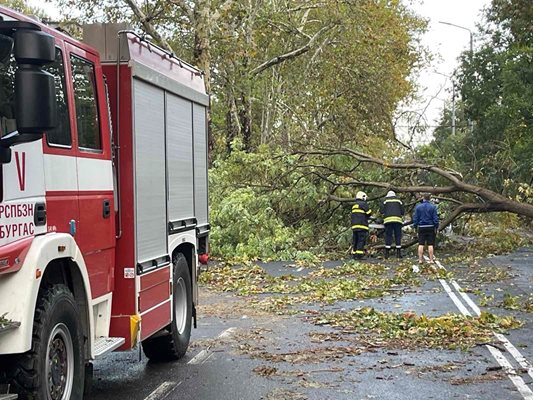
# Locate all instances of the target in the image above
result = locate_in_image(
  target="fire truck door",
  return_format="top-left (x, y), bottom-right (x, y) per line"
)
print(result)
top-left (66, 43), bottom-right (115, 300)
top-left (42, 44), bottom-right (79, 250)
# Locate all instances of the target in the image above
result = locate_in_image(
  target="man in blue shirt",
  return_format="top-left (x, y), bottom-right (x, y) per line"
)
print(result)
top-left (413, 193), bottom-right (439, 264)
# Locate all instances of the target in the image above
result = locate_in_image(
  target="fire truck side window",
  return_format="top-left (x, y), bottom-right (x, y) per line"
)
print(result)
top-left (44, 48), bottom-right (71, 147)
top-left (70, 55), bottom-right (101, 151)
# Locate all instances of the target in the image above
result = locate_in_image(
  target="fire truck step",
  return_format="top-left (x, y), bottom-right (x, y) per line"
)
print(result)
top-left (0, 321), bottom-right (21, 336)
top-left (94, 337), bottom-right (125, 358)
top-left (0, 385), bottom-right (16, 400)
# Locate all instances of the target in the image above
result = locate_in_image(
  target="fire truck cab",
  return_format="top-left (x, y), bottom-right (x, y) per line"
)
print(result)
top-left (0, 6), bottom-right (209, 399)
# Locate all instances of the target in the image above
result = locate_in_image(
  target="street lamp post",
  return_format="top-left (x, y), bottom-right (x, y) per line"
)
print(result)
top-left (438, 21), bottom-right (474, 133)
top-left (434, 71), bottom-right (456, 135)
top-left (438, 21), bottom-right (473, 56)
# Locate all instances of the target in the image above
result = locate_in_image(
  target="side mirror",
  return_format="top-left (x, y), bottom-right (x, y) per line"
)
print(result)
top-left (0, 147), bottom-right (11, 164)
top-left (14, 29), bottom-right (57, 135)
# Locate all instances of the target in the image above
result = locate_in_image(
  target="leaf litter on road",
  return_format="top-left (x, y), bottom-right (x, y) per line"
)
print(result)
top-left (197, 257), bottom-right (525, 394)
top-left (310, 307), bottom-right (522, 350)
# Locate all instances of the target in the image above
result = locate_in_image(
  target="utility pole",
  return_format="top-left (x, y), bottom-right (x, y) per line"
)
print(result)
top-left (451, 82), bottom-right (456, 135)
top-left (434, 71), bottom-right (456, 135)
top-left (438, 21), bottom-right (474, 134)
top-left (438, 21), bottom-right (473, 57)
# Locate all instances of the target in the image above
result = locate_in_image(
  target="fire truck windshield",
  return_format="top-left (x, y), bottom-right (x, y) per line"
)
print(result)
top-left (0, 50), bottom-right (16, 138)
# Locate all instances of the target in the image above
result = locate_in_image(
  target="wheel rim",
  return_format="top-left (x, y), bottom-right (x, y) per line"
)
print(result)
top-left (45, 323), bottom-right (74, 400)
top-left (174, 277), bottom-right (187, 334)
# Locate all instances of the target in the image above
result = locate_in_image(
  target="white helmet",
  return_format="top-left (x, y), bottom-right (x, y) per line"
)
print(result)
top-left (356, 191), bottom-right (367, 201)
top-left (386, 190), bottom-right (396, 198)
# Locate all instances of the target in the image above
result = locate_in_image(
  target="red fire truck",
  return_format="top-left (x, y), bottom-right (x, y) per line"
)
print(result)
top-left (0, 6), bottom-right (209, 399)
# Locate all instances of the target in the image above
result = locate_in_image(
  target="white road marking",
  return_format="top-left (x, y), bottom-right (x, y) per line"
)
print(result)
top-left (427, 256), bottom-right (533, 399)
top-left (437, 259), bottom-right (533, 380)
top-left (450, 280), bottom-right (482, 316)
top-left (218, 327), bottom-right (237, 339)
top-left (449, 276), bottom-right (533, 380)
top-left (486, 346), bottom-right (533, 400)
top-left (297, 267), bottom-right (304, 272)
top-left (494, 333), bottom-right (533, 380)
top-left (144, 381), bottom-right (181, 400)
top-left (438, 278), bottom-right (471, 316)
top-left (188, 327), bottom-right (236, 365)
top-left (187, 349), bottom-right (211, 365)
top-left (201, 351), bottom-right (215, 364)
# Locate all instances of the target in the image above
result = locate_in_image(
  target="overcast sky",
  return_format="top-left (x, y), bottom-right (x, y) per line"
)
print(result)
top-left (406, 0), bottom-right (491, 143)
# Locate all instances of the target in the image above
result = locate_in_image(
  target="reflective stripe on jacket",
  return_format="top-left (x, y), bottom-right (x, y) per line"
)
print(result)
top-left (351, 199), bottom-right (371, 230)
top-left (380, 196), bottom-right (405, 224)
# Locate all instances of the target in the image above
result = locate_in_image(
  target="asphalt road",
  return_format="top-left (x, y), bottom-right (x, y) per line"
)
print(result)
top-left (87, 248), bottom-right (533, 400)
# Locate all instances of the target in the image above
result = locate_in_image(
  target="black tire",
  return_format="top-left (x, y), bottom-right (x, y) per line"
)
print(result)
top-left (10, 284), bottom-right (85, 400)
top-left (142, 253), bottom-right (192, 361)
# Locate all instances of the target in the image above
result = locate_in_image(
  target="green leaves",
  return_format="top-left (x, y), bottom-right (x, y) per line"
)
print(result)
top-left (312, 307), bottom-right (523, 350)
top-left (200, 260), bottom-right (421, 310)
top-left (208, 147), bottom-right (350, 260)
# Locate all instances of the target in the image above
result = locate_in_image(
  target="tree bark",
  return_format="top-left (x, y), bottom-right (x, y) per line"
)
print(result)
top-left (191, 0), bottom-right (214, 162)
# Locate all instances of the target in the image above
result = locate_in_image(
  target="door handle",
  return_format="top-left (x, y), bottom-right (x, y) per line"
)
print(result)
top-left (103, 199), bottom-right (111, 218)
top-left (34, 202), bottom-right (46, 226)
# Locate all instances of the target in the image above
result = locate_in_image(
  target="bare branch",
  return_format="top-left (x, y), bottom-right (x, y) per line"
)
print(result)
top-left (433, 196), bottom-right (463, 205)
top-left (123, 0), bottom-right (175, 53)
top-left (287, 3), bottom-right (325, 12)
top-left (168, 0), bottom-right (194, 22)
top-left (250, 26), bottom-right (331, 76)
top-left (293, 147), bottom-right (533, 219)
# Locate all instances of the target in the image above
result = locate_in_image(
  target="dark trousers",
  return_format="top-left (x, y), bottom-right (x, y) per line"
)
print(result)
top-left (385, 222), bottom-right (402, 248)
top-left (352, 230), bottom-right (368, 256)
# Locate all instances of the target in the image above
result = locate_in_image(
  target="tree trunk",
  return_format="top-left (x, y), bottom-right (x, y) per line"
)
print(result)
top-left (192, 0), bottom-right (213, 162)
top-left (239, 0), bottom-right (254, 152)
top-left (240, 92), bottom-right (252, 151)
top-left (225, 90), bottom-right (240, 153)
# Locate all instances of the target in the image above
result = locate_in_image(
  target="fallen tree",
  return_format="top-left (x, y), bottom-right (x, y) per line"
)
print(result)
top-left (294, 147), bottom-right (533, 248)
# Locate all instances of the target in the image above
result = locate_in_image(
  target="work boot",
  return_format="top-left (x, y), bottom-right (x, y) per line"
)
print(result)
top-left (396, 248), bottom-right (402, 259)
top-left (385, 248), bottom-right (390, 259)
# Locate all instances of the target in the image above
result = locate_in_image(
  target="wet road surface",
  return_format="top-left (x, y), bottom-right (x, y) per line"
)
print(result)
top-left (87, 248), bottom-right (533, 400)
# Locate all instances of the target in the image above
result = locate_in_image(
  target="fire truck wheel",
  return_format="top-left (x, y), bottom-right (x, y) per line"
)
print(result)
top-left (10, 284), bottom-right (85, 400)
top-left (142, 253), bottom-right (192, 361)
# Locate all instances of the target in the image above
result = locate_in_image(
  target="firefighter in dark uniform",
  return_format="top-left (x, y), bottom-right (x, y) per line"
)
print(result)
top-left (351, 191), bottom-right (372, 259)
top-left (380, 190), bottom-right (405, 259)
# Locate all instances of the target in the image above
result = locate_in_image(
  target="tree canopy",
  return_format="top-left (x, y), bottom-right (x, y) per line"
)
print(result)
top-left (51, 0), bottom-right (426, 156)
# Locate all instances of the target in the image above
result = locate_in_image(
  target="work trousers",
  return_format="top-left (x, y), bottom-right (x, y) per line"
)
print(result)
top-left (352, 229), bottom-right (368, 256)
top-left (384, 222), bottom-right (402, 249)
